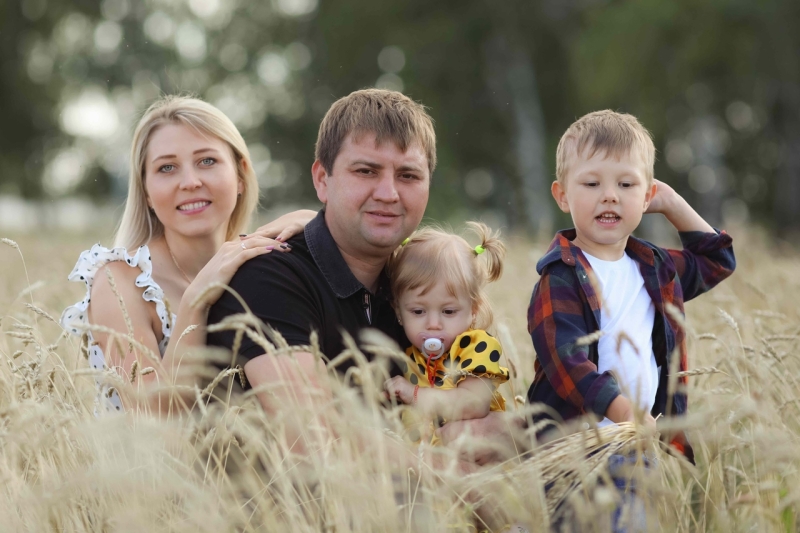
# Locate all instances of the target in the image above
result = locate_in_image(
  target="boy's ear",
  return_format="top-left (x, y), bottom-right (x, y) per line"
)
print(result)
top-left (551, 180), bottom-right (570, 213)
top-left (642, 180), bottom-right (658, 210)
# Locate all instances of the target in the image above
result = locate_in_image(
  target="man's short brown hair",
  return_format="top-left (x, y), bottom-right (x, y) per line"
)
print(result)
top-left (556, 110), bottom-right (655, 185)
top-left (315, 88), bottom-right (437, 176)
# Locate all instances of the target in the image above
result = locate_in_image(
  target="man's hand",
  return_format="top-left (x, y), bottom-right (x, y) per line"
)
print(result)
top-left (384, 376), bottom-right (415, 405)
top-left (435, 411), bottom-right (527, 465)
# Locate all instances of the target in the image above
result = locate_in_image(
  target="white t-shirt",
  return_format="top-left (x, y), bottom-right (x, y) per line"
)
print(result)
top-left (583, 251), bottom-right (658, 427)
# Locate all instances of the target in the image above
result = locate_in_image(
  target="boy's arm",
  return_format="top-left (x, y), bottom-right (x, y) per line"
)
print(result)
top-left (647, 180), bottom-right (736, 301)
top-left (528, 267), bottom-right (621, 418)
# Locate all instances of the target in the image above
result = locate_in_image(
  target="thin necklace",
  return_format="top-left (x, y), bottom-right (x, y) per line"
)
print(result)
top-left (165, 239), bottom-right (193, 284)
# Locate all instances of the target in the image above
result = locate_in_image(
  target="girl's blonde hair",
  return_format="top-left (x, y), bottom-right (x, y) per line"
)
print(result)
top-left (114, 95), bottom-right (258, 249)
top-left (387, 222), bottom-right (505, 330)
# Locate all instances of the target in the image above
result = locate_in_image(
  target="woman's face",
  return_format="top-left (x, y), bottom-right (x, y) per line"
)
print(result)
top-left (144, 123), bottom-right (243, 240)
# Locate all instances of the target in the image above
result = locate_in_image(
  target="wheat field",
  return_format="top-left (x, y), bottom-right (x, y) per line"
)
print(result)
top-left (1, 226), bottom-right (798, 532)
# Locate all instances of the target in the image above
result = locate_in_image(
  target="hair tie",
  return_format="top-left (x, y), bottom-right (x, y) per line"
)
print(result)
top-left (401, 238), bottom-right (410, 246)
top-left (474, 244), bottom-right (485, 255)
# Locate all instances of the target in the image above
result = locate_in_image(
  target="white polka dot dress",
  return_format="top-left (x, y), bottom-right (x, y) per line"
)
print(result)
top-left (60, 244), bottom-right (174, 414)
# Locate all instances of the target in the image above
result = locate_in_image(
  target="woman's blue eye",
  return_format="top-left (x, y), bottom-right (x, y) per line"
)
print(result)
top-left (200, 158), bottom-right (216, 166)
top-left (159, 164), bottom-right (175, 172)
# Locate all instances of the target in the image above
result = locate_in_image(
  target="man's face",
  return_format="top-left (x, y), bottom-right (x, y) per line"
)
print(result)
top-left (313, 133), bottom-right (430, 259)
top-left (551, 148), bottom-right (656, 260)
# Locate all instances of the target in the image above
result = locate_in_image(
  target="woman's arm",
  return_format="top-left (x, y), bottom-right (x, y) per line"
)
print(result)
top-left (243, 209), bottom-right (317, 243)
top-left (88, 261), bottom-right (163, 384)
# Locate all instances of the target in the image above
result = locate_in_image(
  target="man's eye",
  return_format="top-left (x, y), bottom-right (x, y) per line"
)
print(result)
top-left (356, 168), bottom-right (375, 175)
top-left (400, 173), bottom-right (419, 181)
top-left (159, 164), bottom-right (175, 173)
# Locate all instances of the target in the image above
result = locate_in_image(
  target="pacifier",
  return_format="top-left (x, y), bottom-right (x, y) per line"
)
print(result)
top-left (422, 337), bottom-right (445, 359)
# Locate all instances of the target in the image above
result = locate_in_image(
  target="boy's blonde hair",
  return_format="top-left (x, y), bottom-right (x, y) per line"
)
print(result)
top-left (115, 95), bottom-right (258, 249)
top-left (387, 222), bottom-right (505, 330)
top-left (556, 109), bottom-right (655, 186)
top-left (315, 88), bottom-right (437, 176)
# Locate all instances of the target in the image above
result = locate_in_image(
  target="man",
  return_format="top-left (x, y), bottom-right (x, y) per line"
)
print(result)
top-left (206, 88), bottom-right (434, 412)
top-left (207, 88), bottom-right (523, 462)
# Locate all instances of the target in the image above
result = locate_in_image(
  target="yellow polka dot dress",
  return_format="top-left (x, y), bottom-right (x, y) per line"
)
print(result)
top-left (401, 330), bottom-right (509, 440)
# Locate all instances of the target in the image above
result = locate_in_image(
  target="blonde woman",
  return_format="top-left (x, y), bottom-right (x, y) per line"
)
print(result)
top-left (61, 95), bottom-right (314, 412)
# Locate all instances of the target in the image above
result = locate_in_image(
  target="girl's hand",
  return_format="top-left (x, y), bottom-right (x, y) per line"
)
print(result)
top-left (384, 376), bottom-right (416, 405)
top-left (185, 235), bottom-right (286, 310)
top-left (244, 209), bottom-right (317, 243)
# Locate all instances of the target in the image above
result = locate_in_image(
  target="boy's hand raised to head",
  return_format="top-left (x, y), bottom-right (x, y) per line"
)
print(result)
top-left (645, 179), bottom-right (715, 233)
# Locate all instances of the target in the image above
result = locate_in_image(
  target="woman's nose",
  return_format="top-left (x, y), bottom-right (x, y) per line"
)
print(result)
top-left (179, 169), bottom-right (203, 190)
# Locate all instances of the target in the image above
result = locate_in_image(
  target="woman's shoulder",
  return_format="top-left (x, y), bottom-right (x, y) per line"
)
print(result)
top-left (60, 244), bottom-right (160, 334)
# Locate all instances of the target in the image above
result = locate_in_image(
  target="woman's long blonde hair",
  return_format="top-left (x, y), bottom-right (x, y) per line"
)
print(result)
top-left (114, 95), bottom-right (258, 249)
top-left (387, 222), bottom-right (505, 330)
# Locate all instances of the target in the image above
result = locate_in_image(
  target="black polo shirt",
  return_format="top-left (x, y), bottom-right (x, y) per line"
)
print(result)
top-left (206, 210), bottom-right (408, 385)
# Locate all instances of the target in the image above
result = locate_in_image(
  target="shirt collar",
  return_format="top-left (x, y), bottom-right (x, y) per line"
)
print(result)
top-left (536, 228), bottom-right (656, 274)
top-left (304, 209), bottom-right (370, 299)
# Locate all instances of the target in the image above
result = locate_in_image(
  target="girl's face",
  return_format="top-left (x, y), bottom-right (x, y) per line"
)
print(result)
top-left (144, 123), bottom-right (243, 241)
top-left (396, 280), bottom-right (475, 354)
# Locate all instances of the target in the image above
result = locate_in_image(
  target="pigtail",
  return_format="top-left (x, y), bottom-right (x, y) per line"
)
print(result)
top-left (466, 221), bottom-right (505, 283)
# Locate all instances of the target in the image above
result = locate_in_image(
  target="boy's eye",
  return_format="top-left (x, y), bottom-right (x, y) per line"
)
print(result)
top-left (620, 182), bottom-right (633, 188)
top-left (584, 181), bottom-right (598, 187)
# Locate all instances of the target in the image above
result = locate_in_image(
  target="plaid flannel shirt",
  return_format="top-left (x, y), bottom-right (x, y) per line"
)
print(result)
top-left (527, 228), bottom-right (735, 426)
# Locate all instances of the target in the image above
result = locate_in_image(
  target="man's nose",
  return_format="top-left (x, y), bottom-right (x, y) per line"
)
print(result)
top-left (372, 173), bottom-right (399, 202)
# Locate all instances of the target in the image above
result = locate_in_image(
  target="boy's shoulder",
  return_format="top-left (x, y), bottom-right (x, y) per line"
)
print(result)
top-left (536, 229), bottom-right (582, 276)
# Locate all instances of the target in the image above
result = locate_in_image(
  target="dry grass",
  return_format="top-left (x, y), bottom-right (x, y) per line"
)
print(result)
top-left (1, 226), bottom-right (799, 532)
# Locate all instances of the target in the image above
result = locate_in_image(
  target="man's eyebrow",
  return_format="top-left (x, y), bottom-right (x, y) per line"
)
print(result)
top-left (350, 159), bottom-right (383, 168)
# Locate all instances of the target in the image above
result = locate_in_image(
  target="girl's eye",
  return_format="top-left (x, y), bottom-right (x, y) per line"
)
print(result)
top-left (443, 309), bottom-right (457, 315)
top-left (584, 181), bottom-right (598, 187)
top-left (411, 309), bottom-right (424, 315)
top-left (159, 164), bottom-right (175, 173)
top-left (620, 182), bottom-right (632, 188)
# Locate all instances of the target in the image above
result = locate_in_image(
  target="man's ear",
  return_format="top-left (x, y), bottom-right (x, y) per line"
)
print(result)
top-left (311, 160), bottom-right (328, 204)
top-left (551, 180), bottom-right (570, 213)
top-left (643, 180), bottom-right (657, 211)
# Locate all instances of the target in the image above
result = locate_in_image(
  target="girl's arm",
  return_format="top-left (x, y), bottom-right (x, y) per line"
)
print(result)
top-left (385, 376), bottom-right (496, 421)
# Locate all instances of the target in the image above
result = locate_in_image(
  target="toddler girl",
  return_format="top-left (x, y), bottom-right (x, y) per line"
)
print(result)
top-left (384, 222), bottom-right (509, 443)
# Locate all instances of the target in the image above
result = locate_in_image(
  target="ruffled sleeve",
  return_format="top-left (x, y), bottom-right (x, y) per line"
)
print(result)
top-left (60, 243), bottom-right (173, 353)
top-left (446, 330), bottom-right (509, 386)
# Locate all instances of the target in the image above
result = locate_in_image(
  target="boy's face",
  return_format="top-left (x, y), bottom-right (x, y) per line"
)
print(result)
top-left (551, 148), bottom-right (657, 260)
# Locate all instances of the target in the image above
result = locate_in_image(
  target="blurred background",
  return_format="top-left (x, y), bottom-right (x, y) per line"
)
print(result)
top-left (1, 0), bottom-right (798, 241)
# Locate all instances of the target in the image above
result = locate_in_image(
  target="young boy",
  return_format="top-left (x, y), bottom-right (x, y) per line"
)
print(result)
top-left (527, 110), bottom-right (735, 459)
